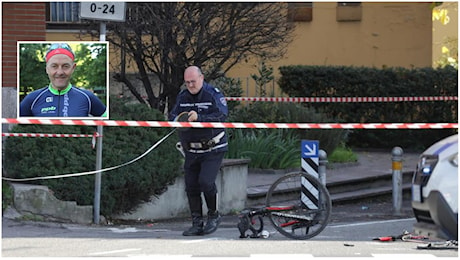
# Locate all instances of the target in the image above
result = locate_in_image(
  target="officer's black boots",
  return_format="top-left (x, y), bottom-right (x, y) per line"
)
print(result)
top-left (183, 194), bottom-right (204, 236)
top-left (184, 193), bottom-right (221, 236)
top-left (203, 210), bottom-right (221, 235)
top-left (182, 213), bottom-right (204, 236)
top-left (203, 193), bottom-right (221, 235)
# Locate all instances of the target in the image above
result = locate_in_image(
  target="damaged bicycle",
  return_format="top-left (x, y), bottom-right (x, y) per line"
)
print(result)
top-left (237, 171), bottom-right (332, 240)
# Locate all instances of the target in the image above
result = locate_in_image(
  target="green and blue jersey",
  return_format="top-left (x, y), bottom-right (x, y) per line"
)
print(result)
top-left (20, 84), bottom-right (106, 117)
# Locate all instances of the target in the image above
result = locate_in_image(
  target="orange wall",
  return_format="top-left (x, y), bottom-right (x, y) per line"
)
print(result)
top-left (227, 2), bottom-right (433, 96)
top-left (45, 2), bottom-right (435, 97)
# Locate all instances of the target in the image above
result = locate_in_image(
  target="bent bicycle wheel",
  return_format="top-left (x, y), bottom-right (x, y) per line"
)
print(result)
top-left (265, 171), bottom-right (331, 240)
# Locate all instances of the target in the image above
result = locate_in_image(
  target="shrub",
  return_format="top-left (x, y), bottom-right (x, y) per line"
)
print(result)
top-left (2, 182), bottom-right (13, 214)
top-left (3, 96), bottom-right (182, 217)
top-left (226, 102), bottom-right (348, 169)
top-left (328, 143), bottom-right (358, 164)
top-left (278, 65), bottom-right (458, 150)
top-left (226, 129), bottom-right (300, 169)
top-left (228, 102), bottom-right (348, 157)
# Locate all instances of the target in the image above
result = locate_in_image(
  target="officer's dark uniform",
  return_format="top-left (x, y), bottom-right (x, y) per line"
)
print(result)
top-left (169, 81), bottom-right (228, 236)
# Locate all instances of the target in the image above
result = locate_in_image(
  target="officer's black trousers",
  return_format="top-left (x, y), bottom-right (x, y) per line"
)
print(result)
top-left (184, 151), bottom-right (226, 215)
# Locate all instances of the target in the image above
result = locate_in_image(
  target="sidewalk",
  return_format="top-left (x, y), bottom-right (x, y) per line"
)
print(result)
top-left (247, 150), bottom-right (420, 195)
top-left (128, 150), bottom-right (420, 230)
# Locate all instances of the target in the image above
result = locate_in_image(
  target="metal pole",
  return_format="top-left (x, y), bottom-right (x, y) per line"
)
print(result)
top-left (94, 125), bottom-right (103, 224)
top-left (318, 149), bottom-right (328, 218)
top-left (318, 149), bottom-right (328, 186)
top-left (93, 22), bottom-right (106, 224)
top-left (391, 146), bottom-right (403, 215)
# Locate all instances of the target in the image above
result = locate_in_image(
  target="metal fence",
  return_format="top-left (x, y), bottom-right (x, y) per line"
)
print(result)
top-left (48, 2), bottom-right (80, 23)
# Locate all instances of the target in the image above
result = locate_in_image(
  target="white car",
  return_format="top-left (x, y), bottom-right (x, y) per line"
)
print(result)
top-left (412, 134), bottom-right (458, 240)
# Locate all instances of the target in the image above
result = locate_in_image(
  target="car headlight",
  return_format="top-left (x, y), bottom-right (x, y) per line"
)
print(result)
top-left (418, 155), bottom-right (439, 175)
top-left (413, 155), bottom-right (438, 186)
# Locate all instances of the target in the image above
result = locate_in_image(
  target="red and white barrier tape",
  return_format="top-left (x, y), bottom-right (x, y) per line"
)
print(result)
top-left (2, 132), bottom-right (100, 138)
top-left (225, 96), bottom-right (458, 102)
top-left (2, 118), bottom-right (458, 129)
top-left (2, 131), bottom-right (101, 149)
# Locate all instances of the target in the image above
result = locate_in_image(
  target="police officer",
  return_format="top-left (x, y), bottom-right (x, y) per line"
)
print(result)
top-left (169, 66), bottom-right (228, 236)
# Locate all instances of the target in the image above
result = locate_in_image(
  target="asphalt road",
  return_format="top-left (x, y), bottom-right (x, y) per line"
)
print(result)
top-left (2, 215), bottom-right (457, 258)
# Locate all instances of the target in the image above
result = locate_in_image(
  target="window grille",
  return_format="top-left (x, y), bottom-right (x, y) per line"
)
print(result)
top-left (47, 2), bottom-right (80, 23)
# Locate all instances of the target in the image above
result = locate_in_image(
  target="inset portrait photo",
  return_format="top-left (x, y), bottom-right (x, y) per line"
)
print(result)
top-left (18, 41), bottom-right (109, 119)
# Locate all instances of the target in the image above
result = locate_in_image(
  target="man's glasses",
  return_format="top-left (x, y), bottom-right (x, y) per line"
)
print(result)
top-left (184, 80), bottom-right (197, 85)
top-left (184, 74), bottom-right (203, 85)
top-left (46, 43), bottom-right (74, 56)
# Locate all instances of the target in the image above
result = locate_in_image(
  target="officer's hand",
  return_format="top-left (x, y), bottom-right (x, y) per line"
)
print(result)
top-left (188, 110), bottom-right (198, 122)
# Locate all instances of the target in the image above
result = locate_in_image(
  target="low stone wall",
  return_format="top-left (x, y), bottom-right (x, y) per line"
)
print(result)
top-left (115, 158), bottom-right (250, 221)
top-left (11, 183), bottom-right (93, 224)
top-left (8, 159), bottom-right (250, 224)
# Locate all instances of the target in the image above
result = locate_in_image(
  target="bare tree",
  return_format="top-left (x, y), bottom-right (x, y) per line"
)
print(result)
top-left (84, 2), bottom-right (294, 113)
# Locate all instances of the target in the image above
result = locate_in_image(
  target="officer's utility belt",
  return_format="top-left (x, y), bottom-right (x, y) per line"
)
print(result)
top-left (186, 131), bottom-right (225, 151)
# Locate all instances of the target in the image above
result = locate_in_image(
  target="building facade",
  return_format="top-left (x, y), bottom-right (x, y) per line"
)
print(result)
top-left (2, 2), bottom-right (457, 119)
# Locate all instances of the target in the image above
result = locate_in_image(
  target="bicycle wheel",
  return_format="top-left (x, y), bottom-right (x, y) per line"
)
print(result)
top-left (265, 171), bottom-right (331, 240)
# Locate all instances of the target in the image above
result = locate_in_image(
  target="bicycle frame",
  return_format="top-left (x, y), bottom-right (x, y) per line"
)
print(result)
top-left (237, 205), bottom-right (312, 238)
top-left (237, 171), bottom-right (332, 240)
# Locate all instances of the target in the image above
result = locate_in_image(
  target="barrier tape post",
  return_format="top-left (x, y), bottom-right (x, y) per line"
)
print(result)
top-left (318, 149), bottom-right (328, 187)
top-left (392, 146), bottom-right (403, 216)
top-left (92, 18), bottom-right (112, 225)
top-left (94, 125), bottom-right (103, 224)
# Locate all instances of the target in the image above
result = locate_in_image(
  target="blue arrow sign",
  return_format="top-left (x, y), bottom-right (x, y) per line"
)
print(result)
top-left (301, 140), bottom-right (319, 158)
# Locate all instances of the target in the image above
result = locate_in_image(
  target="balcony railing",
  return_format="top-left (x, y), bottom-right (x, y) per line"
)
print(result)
top-left (47, 2), bottom-right (80, 23)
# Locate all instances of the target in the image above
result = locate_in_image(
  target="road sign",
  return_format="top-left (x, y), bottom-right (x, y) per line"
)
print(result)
top-left (80, 2), bottom-right (126, 22)
top-left (301, 140), bottom-right (319, 158)
top-left (300, 140), bottom-right (320, 209)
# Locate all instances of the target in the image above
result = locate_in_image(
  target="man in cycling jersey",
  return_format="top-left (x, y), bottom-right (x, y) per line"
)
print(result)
top-left (19, 43), bottom-right (107, 117)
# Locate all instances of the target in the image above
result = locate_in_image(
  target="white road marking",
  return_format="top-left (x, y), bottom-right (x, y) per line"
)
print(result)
top-left (329, 218), bottom-right (415, 228)
top-left (372, 254), bottom-right (437, 258)
top-left (88, 248), bottom-right (141, 256)
top-left (108, 227), bottom-right (139, 233)
top-left (107, 227), bottom-right (170, 233)
top-left (181, 237), bottom-right (220, 243)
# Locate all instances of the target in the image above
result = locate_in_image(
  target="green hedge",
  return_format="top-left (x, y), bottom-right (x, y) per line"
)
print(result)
top-left (278, 65), bottom-right (458, 150)
top-left (3, 97), bottom-right (182, 218)
top-left (228, 102), bottom-right (349, 161)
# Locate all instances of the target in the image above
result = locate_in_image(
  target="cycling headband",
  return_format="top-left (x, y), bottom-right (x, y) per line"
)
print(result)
top-left (45, 43), bottom-right (75, 62)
